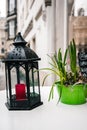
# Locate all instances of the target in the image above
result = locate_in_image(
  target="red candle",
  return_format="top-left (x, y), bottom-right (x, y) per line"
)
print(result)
top-left (15, 84), bottom-right (26, 100)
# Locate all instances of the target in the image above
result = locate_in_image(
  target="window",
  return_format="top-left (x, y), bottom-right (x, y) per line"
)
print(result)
top-left (78, 8), bottom-right (85, 16)
top-left (2, 42), bottom-right (4, 45)
top-left (1, 48), bottom-right (5, 53)
top-left (8, 19), bottom-right (16, 39)
top-left (8, 0), bottom-right (16, 15)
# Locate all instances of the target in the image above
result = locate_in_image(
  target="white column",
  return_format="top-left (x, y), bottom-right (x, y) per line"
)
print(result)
top-left (46, 0), bottom-right (56, 85)
top-left (56, 0), bottom-right (68, 55)
top-left (46, 3), bottom-right (56, 55)
top-left (64, 0), bottom-right (68, 51)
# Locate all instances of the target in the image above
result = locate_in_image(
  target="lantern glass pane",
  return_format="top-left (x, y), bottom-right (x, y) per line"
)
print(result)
top-left (11, 67), bottom-right (17, 95)
top-left (29, 69), bottom-right (33, 93)
top-left (33, 68), bottom-right (39, 94)
top-left (19, 66), bottom-right (26, 84)
top-left (6, 69), bottom-right (9, 98)
top-left (29, 68), bottom-right (39, 95)
top-left (33, 68), bottom-right (38, 86)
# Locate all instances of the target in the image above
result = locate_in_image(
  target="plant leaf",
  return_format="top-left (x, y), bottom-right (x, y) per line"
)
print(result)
top-left (42, 73), bottom-right (52, 86)
top-left (63, 48), bottom-right (68, 65)
top-left (48, 82), bottom-right (56, 101)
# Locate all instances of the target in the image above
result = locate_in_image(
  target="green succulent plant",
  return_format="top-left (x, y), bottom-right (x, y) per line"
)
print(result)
top-left (69, 39), bottom-right (78, 81)
top-left (41, 39), bottom-right (80, 101)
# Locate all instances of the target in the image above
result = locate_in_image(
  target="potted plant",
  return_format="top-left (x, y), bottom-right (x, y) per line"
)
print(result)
top-left (42, 39), bottom-right (86, 105)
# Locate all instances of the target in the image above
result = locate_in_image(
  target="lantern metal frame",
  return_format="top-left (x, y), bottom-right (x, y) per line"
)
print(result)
top-left (2, 33), bottom-right (43, 110)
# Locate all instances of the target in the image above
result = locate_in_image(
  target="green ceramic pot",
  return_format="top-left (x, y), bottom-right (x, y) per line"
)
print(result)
top-left (57, 83), bottom-right (86, 105)
top-left (84, 84), bottom-right (87, 98)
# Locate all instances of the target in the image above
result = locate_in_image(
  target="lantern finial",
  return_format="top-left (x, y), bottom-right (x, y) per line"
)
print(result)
top-left (13, 32), bottom-right (27, 45)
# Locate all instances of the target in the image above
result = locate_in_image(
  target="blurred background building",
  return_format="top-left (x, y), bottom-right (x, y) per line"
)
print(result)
top-left (16, 0), bottom-right (72, 85)
top-left (5, 0), bottom-right (17, 51)
top-left (0, 17), bottom-right (6, 74)
top-left (0, 17), bottom-right (6, 58)
top-left (0, 17), bottom-right (6, 90)
top-left (0, 0), bottom-right (86, 86)
top-left (69, 0), bottom-right (87, 50)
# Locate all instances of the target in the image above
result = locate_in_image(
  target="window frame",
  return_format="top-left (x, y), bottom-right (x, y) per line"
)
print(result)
top-left (8, 19), bottom-right (16, 40)
top-left (8, 0), bottom-right (17, 16)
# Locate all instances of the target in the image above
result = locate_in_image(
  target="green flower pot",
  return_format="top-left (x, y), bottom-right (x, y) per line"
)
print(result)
top-left (57, 84), bottom-right (86, 105)
top-left (84, 84), bottom-right (87, 98)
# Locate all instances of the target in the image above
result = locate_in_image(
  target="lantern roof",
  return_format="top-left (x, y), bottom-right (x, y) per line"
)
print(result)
top-left (4, 32), bottom-right (40, 61)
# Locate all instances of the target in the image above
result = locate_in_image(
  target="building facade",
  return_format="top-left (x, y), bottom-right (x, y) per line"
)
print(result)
top-left (0, 17), bottom-right (6, 72)
top-left (5, 0), bottom-right (17, 51)
top-left (0, 17), bottom-right (6, 58)
top-left (69, 0), bottom-right (87, 50)
top-left (5, 0), bottom-right (74, 85)
top-left (17, 0), bottom-right (51, 85)
top-left (17, 0), bottom-right (74, 85)
top-left (5, 0), bottom-right (87, 85)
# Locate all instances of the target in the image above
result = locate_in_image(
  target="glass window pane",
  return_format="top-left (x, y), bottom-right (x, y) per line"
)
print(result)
top-left (9, 20), bottom-right (15, 39)
top-left (9, 0), bottom-right (15, 13)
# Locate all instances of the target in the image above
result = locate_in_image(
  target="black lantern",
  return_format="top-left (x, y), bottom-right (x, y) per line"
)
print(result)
top-left (2, 32), bottom-right (43, 110)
